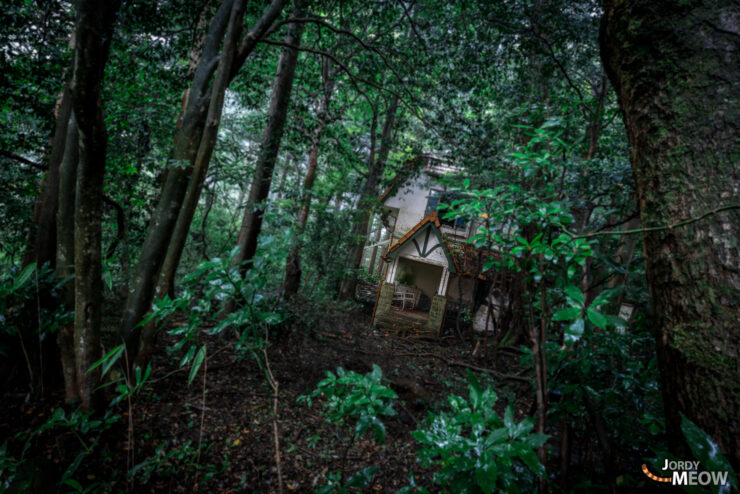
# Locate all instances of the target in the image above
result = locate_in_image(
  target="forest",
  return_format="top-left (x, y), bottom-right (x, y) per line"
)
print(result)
top-left (0, 0), bottom-right (738, 492)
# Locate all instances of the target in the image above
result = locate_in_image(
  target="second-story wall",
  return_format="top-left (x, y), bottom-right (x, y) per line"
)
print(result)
top-left (384, 173), bottom-right (432, 238)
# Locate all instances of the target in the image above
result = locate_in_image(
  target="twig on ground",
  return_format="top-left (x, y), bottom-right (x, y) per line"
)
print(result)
top-left (194, 349), bottom-right (207, 487)
top-left (263, 347), bottom-right (284, 494)
top-left (396, 352), bottom-right (532, 383)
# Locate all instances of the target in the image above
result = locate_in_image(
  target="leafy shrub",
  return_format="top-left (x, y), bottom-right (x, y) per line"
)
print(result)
top-left (300, 364), bottom-right (397, 492)
top-left (0, 407), bottom-right (120, 492)
top-left (144, 247), bottom-right (283, 380)
top-left (0, 262), bottom-right (70, 354)
top-left (412, 372), bottom-right (548, 493)
top-left (302, 364), bottom-right (397, 442)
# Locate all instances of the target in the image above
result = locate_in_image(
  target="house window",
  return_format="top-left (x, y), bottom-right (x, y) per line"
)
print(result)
top-left (426, 190), bottom-right (467, 229)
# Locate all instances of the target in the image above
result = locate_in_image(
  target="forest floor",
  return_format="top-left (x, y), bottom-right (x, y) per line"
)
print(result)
top-left (1, 303), bottom-right (534, 493)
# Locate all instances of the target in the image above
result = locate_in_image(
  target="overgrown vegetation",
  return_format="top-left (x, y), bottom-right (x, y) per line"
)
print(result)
top-left (1, 0), bottom-right (738, 492)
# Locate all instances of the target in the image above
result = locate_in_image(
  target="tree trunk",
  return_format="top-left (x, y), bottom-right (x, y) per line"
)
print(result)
top-left (22, 83), bottom-right (73, 270)
top-left (284, 60), bottom-right (334, 296)
top-left (120, 0), bottom-right (287, 358)
top-left (234, 6), bottom-right (306, 272)
top-left (338, 96), bottom-right (398, 301)
top-left (120, 0), bottom-right (235, 358)
top-left (57, 114), bottom-right (79, 404)
top-left (135, 0), bottom-right (247, 366)
top-left (601, 0), bottom-right (740, 466)
top-left (69, 0), bottom-right (120, 412)
top-left (367, 221), bottom-right (382, 276)
top-left (155, 0), bottom-right (247, 300)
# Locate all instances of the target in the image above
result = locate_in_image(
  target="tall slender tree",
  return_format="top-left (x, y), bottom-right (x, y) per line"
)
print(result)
top-left (284, 58), bottom-right (335, 296)
top-left (69, 0), bottom-right (120, 411)
top-left (135, 0), bottom-right (248, 365)
top-left (337, 94), bottom-right (398, 301)
top-left (56, 114), bottom-right (79, 403)
top-left (234, 2), bottom-right (306, 271)
top-left (121, 0), bottom-right (288, 362)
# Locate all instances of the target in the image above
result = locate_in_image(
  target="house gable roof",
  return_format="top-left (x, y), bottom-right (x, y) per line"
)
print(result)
top-left (383, 213), bottom-right (457, 273)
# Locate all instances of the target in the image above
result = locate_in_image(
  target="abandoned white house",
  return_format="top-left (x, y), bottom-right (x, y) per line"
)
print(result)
top-left (363, 155), bottom-right (506, 335)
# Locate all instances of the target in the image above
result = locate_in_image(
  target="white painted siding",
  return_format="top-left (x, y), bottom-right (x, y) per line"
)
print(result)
top-left (384, 174), bottom-right (433, 237)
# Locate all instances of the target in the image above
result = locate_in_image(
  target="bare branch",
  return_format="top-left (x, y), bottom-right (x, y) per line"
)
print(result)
top-left (0, 151), bottom-right (45, 171)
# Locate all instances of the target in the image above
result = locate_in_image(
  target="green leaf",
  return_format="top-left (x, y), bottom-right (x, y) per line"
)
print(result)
top-left (257, 311), bottom-right (282, 325)
top-left (586, 307), bottom-right (607, 329)
top-left (345, 466), bottom-right (379, 488)
top-left (61, 478), bottom-right (83, 492)
top-left (552, 307), bottom-right (580, 321)
top-left (590, 286), bottom-right (622, 307)
top-left (564, 319), bottom-right (585, 344)
top-left (519, 449), bottom-right (546, 477)
top-left (88, 344), bottom-right (125, 377)
top-left (503, 405), bottom-right (514, 431)
top-left (564, 285), bottom-right (584, 306)
top-left (12, 263), bottom-right (35, 291)
top-left (474, 451), bottom-right (498, 493)
top-left (524, 433), bottom-right (549, 448)
top-left (605, 314), bottom-right (629, 328)
top-left (188, 345), bottom-right (207, 384)
top-left (680, 414), bottom-right (737, 491)
top-left (103, 269), bottom-right (113, 291)
top-left (468, 371), bottom-right (483, 410)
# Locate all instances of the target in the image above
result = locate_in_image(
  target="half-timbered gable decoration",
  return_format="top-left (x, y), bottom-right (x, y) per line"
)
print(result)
top-left (370, 154), bottom-right (504, 335)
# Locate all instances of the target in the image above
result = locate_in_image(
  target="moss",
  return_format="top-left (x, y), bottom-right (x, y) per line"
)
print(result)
top-left (671, 323), bottom-right (735, 372)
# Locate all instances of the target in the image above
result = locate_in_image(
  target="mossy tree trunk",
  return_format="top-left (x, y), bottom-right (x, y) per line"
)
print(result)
top-left (601, 0), bottom-right (740, 466)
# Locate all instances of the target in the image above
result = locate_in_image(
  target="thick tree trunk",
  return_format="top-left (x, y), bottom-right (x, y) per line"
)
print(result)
top-left (601, 0), bottom-right (740, 466)
top-left (69, 0), bottom-right (120, 412)
top-left (57, 115), bottom-right (79, 404)
top-left (234, 7), bottom-right (305, 271)
top-left (120, 0), bottom-right (287, 358)
top-left (338, 96), bottom-right (398, 300)
top-left (284, 61), bottom-right (334, 296)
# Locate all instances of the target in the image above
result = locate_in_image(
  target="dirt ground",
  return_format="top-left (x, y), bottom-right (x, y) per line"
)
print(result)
top-left (1, 304), bottom-right (534, 493)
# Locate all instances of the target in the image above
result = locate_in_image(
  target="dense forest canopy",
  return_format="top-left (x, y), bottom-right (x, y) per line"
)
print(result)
top-left (0, 0), bottom-right (737, 492)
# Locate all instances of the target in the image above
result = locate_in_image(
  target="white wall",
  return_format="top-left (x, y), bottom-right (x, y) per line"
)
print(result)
top-left (396, 257), bottom-right (443, 298)
top-left (384, 174), bottom-right (432, 237)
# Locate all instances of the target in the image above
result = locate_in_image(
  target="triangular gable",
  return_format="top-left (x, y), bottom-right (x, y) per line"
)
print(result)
top-left (384, 214), bottom-right (457, 273)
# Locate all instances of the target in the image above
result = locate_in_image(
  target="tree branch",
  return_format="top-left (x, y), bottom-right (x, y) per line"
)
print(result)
top-left (564, 204), bottom-right (740, 239)
top-left (0, 151), bottom-right (45, 171)
top-left (258, 39), bottom-right (443, 136)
